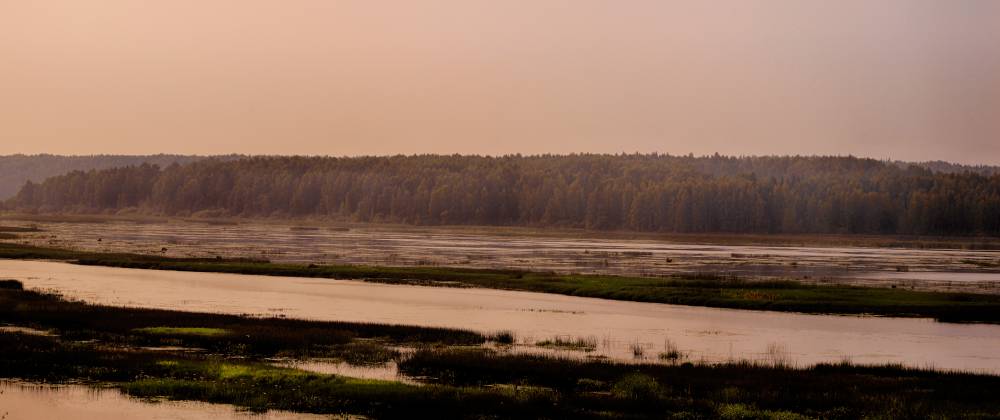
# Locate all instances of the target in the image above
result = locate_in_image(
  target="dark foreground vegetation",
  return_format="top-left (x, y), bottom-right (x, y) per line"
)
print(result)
top-left (7, 154), bottom-right (1000, 235)
top-left (2, 283), bottom-right (999, 419)
top-left (3, 242), bottom-right (1000, 324)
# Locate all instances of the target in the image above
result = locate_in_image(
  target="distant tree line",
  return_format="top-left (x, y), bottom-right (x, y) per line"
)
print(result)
top-left (6, 154), bottom-right (1000, 235)
top-left (0, 154), bottom-right (220, 199)
top-left (897, 160), bottom-right (1000, 177)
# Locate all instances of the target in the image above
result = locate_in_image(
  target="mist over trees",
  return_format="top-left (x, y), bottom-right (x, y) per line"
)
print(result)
top-left (6, 154), bottom-right (1000, 236)
top-left (0, 154), bottom-right (212, 199)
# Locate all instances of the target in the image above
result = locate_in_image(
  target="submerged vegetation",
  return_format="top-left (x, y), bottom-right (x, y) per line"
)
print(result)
top-left (2, 285), bottom-right (999, 418)
top-left (3, 242), bottom-right (1000, 323)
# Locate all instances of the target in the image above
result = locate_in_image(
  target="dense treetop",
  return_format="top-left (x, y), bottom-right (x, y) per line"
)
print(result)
top-left (6, 154), bottom-right (1000, 235)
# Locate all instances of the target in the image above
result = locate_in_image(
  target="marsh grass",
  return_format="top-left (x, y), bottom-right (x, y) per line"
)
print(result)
top-left (134, 327), bottom-right (230, 337)
top-left (0, 287), bottom-right (484, 359)
top-left (658, 338), bottom-right (683, 362)
top-left (2, 288), bottom-right (999, 419)
top-left (535, 336), bottom-right (598, 352)
top-left (629, 341), bottom-right (645, 359)
top-left (764, 343), bottom-right (793, 368)
top-left (398, 347), bottom-right (1000, 418)
top-left (331, 341), bottom-right (401, 366)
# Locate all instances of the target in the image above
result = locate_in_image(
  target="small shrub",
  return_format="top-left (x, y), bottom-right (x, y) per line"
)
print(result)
top-left (489, 330), bottom-right (516, 345)
top-left (575, 378), bottom-right (606, 392)
top-left (611, 373), bottom-right (660, 400)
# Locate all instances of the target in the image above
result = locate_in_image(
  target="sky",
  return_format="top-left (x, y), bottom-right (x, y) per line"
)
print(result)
top-left (1, 1), bottom-right (999, 164)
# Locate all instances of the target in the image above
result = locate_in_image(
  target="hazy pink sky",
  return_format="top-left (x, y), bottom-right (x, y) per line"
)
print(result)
top-left (2, 1), bottom-right (998, 163)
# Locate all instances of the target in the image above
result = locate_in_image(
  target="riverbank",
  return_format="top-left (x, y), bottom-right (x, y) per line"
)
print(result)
top-left (2, 242), bottom-right (999, 323)
top-left (2, 284), bottom-right (998, 418)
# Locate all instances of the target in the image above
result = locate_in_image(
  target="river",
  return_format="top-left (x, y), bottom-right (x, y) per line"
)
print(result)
top-left (0, 381), bottom-right (325, 420)
top-left (3, 259), bottom-right (999, 373)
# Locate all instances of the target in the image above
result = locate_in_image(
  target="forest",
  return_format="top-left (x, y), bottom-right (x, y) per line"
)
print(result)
top-left (6, 154), bottom-right (1000, 236)
top-left (0, 154), bottom-right (211, 199)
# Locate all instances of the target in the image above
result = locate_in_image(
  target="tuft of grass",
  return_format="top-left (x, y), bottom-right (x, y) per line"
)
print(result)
top-left (658, 338), bottom-right (683, 362)
top-left (764, 343), bottom-right (793, 368)
top-left (629, 341), bottom-right (645, 359)
top-left (535, 336), bottom-right (597, 352)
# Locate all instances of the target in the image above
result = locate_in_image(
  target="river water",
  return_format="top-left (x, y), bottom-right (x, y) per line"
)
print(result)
top-left (3, 260), bottom-right (999, 373)
top-left (0, 381), bottom-right (326, 420)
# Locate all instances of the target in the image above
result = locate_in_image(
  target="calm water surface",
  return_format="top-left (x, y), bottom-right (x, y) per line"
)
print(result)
top-left (3, 260), bottom-right (999, 373)
top-left (0, 381), bottom-right (326, 420)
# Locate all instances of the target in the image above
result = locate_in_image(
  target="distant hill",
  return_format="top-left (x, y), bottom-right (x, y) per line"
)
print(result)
top-left (7, 154), bottom-right (999, 236)
top-left (0, 155), bottom-right (214, 199)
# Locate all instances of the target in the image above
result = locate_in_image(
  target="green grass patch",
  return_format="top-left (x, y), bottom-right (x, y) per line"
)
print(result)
top-left (135, 327), bottom-right (230, 337)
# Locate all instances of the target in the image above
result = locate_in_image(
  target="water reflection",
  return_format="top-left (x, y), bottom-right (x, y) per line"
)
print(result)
top-left (0, 381), bottom-right (327, 420)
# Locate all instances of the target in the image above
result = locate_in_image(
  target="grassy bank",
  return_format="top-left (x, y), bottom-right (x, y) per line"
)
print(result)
top-left (2, 286), bottom-right (998, 418)
top-left (3, 242), bottom-right (999, 323)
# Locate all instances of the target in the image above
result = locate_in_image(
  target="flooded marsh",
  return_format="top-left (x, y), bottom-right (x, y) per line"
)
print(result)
top-left (3, 219), bottom-right (998, 294)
